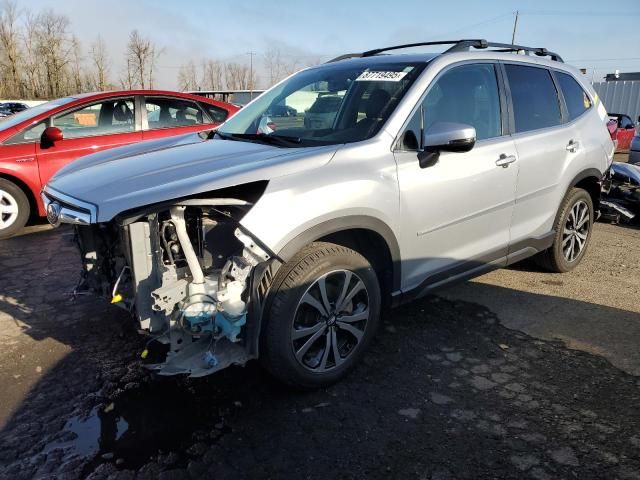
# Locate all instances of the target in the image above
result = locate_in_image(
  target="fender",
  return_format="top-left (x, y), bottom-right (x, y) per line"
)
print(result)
top-left (277, 214), bottom-right (402, 293)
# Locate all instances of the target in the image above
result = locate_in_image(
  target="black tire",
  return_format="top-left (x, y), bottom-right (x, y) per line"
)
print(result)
top-left (535, 187), bottom-right (594, 273)
top-left (0, 178), bottom-right (30, 240)
top-left (261, 242), bottom-right (381, 389)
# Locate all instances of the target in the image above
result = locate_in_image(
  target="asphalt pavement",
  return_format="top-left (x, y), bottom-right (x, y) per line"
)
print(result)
top-left (0, 222), bottom-right (639, 480)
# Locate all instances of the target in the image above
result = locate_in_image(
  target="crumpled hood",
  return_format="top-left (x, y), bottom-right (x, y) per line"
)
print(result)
top-left (47, 132), bottom-right (338, 222)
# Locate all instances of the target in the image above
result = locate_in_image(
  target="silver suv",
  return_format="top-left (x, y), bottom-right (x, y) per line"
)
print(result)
top-left (42, 40), bottom-right (614, 388)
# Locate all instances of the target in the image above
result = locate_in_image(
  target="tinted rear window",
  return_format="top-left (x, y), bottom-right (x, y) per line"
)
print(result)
top-left (556, 72), bottom-right (591, 121)
top-left (201, 103), bottom-right (228, 123)
top-left (505, 64), bottom-right (562, 133)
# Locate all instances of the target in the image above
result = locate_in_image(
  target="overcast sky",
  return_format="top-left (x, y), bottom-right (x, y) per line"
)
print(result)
top-left (24, 0), bottom-right (640, 89)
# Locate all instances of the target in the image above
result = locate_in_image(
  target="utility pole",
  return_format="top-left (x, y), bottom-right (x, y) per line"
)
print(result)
top-left (511, 10), bottom-right (519, 44)
top-left (247, 51), bottom-right (256, 99)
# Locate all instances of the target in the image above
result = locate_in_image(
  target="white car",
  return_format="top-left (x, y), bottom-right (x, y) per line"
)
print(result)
top-left (43, 39), bottom-right (614, 388)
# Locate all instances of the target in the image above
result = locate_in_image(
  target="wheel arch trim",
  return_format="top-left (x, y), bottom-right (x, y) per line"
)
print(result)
top-left (276, 215), bottom-right (402, 293)
top-left (567, 167), bottom-right (603, 207)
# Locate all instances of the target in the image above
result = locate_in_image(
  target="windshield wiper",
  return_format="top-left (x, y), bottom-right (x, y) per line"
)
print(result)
top-left (216, 131), bottom-right (302, 147)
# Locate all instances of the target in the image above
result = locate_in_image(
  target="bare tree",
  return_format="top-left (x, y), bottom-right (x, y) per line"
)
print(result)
top-left (224, 62), bottom-right (255, 90)
top-left (177, 60), bottom-right (199, 91)
top-left (88, 35), bottom-right (109, 91)
top-left (201, 58), bottom-right (223, 90)
top-left (264, 47), bottom-right (286, 86)
top-left (33, 10), bottom-right (74, 98)
top-left (22, 11), bottom-right (41, 98)
top-left (124, 30), bottom-right (162, 89)
top-left (69, 35), bottom-right (83, 93)
top-left (0, 0), bottom-right (22, 97)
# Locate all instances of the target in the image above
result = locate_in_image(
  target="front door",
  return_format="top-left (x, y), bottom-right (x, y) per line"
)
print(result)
top-left (36, 97), bottom-right (142, 186)
top-left (394, 63), bottom-right (518, 292)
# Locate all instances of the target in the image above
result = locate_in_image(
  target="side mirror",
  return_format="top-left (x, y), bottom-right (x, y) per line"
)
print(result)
top-left (418, 122), bottom-right (476, 168)
top-left (42, 126), bottom-right (63, 146)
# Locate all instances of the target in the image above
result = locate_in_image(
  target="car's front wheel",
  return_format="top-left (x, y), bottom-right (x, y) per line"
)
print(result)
top-left (261, 242), bottom-right (381, 389)
top-left (536, 187), bottom-right (594, 272)
top-left (0, 178), bottom-right (30, 240)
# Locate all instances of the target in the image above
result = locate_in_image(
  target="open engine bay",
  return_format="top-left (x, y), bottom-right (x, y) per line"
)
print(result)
top-left (74, 199), bottom-right (277, 377)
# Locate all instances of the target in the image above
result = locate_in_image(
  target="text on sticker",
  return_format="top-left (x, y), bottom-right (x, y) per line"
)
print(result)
top-left (356, 71), bottom-right (408, 82)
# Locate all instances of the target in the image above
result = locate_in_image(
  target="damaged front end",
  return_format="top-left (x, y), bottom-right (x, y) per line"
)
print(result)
top-left (63, 195), bottom-right (278, 377)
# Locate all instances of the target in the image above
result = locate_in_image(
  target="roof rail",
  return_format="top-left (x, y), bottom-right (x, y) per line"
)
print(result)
top-left (326, 39), bottom-right (564, 63)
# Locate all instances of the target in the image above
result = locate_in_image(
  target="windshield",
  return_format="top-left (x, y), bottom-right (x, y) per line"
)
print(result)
top-left (0, 97), bottom-right (76, 130)
top-left (218, 61), bottom-right (426, 146)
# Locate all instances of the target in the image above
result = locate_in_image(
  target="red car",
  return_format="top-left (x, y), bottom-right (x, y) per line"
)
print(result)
top-left (0, 90), bottom-right (238, 238)
top-left (607, 113), bottom-right (637, 152)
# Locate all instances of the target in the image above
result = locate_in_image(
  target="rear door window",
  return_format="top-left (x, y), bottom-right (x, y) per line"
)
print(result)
top-left (504, 64), bottom-right (562, 133)
top-left (145, 97), bottom-right (204, 129)
top-left (555, 71), bottom-right (591, 121)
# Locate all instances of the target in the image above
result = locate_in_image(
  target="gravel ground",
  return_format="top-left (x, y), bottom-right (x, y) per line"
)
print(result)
top-left (0, 223), bottom-right (639, 480)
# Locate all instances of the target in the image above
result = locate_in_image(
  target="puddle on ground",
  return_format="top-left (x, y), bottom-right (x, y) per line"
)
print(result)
top-left (45, 407), bottom-right (129, 457)
top-left (43, 373), bottom-right (240, 471)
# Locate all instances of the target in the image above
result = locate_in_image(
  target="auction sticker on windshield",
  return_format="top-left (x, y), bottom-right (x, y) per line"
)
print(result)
top-left (356, 71), bottom-right (408, 82)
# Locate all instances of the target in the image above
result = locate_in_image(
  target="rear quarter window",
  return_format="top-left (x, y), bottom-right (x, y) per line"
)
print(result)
top-left (201, 103), bottom-right (228, 123)
top-left (556, 71), bottom-right (591, 121)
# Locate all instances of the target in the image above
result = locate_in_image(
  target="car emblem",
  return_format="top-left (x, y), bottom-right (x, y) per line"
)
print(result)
top-left (46, 202), bottom-right (62, 227)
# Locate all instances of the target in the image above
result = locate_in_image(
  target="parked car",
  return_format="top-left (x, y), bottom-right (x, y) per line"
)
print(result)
top-left (0, 90), bottom-right (238, 238)
top-left (629, 128), bottom-right (640, 164)
top-left (269, 104), bottom-right (297, 117)
top-left (0, 102), bottom-right (29, 118)
top-left (303, 94), bottom-right (344, 129)
top-left (42, 39), bottom-right (613, 388)
top-left (607, 113), bottom-right (636, 152)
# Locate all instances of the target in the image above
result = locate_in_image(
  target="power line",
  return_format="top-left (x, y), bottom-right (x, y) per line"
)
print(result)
top-left (520, 10), bottom-right (640, 16)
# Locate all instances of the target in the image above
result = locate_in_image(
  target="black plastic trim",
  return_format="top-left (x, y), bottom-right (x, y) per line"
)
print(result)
top-left (394, 231), bottom-right (555, 307)
top-left (394, 247), bottom-right (506, 307)
top-left (277, 215), bottom-right (402, 292)
top-left (328, 39), bottom-right (563, 63)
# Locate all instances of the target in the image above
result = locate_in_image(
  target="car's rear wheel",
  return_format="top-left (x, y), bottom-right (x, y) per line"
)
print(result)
top-left (0, 179), bottom-right (30, 240)
top-left (535, 187), bottom-right (594, 272)
top-left (261, 242), bottom-right (381, 389)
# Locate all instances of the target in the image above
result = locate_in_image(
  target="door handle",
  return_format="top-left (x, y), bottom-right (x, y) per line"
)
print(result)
top-left (496, 154), bottom-right (516, 168)
top-left (566, 140), bottom-right (580, 153)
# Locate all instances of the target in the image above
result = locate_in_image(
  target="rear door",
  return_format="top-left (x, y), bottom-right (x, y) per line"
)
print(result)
top-left (141, 96), bottom-right (214, 141)
top-left (36, 97), bottom-right (141, 186)
top-left (394, 62), bottom-right (518, 291)
top-left (503, 63), bottom-right (582, 247)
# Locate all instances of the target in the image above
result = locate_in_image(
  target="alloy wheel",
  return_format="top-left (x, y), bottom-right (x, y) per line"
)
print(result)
top-left (0, 189), bottom-right (19, 230)
top-left (291, 269), bottom-right (370, 372)
top-left (562, 200), bottom-right (590, 262)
